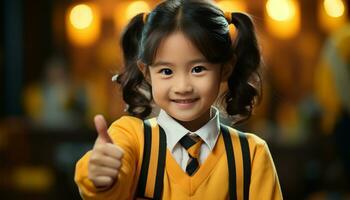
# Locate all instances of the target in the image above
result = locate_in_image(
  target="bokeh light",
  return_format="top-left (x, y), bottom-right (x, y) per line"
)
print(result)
top-left (266, 0), bottom-right (296, 21)
top-left (66, 3), bottom-right (100, 46)
top-left (265, 0), bottom-right (300, 39)
top-left (126, 1), bottom-right (151, 20)
top-left (216, 0), bottom-right (246, 12)
top-left (318, 0), bottom-right (347, 33)
top-left (69, 4), bottom-right (93, 29)
top-left (324, 0), bottom-right (345, 18)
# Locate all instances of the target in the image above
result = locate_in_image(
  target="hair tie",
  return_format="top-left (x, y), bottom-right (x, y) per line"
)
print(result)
top-left (143, 12), bottom-right (149, 24)
top-left (224, 11), bottom-right (232, 24)
top-left (111, 74), bottom-right (119, 82)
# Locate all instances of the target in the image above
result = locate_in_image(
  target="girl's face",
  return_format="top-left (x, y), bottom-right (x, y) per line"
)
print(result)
top-left (145, 31), bottom-right (222, 131)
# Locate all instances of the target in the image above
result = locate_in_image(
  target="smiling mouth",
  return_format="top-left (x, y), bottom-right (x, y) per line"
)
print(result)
top-left (172, 98), bottom-right (199, 104)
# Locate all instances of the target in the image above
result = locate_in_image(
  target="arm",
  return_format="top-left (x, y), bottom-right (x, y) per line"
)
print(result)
top-left (249, 139), bottom-right (283, 200)
top-left (74, 116), bottom-right (142, 200)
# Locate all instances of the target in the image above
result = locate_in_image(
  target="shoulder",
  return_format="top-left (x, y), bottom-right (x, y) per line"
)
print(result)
top-left (108, 116), bottom-right (160, 138)
top-left (107, 116), bottom-right (146, 142)
top-left (110, 115), bottom-right (144, 131)
top-left (224, 125), bottom-right (265, 144)
top-left (224, 125), bottom-right (268, 153)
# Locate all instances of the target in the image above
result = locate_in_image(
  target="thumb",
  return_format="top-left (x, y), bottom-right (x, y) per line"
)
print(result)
top-left (94, 114), bottom-right (113, 143)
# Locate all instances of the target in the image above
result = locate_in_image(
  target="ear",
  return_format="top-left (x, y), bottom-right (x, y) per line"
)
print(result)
top-left (137, 60), bottom-right (151, 83)
top-left (221, 63), bottom-right (234, 82)
top-left (221, 56), bottom-right (236, 82)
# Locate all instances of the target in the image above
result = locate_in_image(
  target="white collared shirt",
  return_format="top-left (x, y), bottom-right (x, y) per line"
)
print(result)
top-left (157, 107), bottom-right (220, 171)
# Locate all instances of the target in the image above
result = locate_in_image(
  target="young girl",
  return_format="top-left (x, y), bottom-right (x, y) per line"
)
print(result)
top-left (75, 0), bottom-right (282, 199)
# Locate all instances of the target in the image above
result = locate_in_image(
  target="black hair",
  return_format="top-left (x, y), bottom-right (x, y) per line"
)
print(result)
top-left (117, 0), bottom-right (261, 123)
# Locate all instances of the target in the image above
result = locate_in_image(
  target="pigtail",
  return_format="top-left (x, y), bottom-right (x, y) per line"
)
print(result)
top-left (116, 13), bottom-right (152, 119)
top-left (224, 12), bottom-right (262, 123)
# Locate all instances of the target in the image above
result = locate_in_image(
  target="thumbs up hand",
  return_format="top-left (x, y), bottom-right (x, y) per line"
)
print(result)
top-left (94, 115), bottom-right (113, 144)
top-left (88, 115), bottom-right (124, 189)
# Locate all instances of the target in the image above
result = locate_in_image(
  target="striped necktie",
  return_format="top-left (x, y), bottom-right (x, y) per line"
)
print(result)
top-left (179, 134), bottom-right (203, 176)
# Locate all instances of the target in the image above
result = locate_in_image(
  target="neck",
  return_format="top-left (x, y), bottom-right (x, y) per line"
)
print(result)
top-left (175, 109), bottom-right (212, 132)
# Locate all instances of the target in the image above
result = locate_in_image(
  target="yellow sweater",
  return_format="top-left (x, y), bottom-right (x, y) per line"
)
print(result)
top-left (75, 116), bottom-right (283, 199)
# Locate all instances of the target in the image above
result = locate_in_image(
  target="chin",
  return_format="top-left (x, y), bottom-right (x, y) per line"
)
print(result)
top-left (174, 116), bottom-right (196, 122)
top-left (168, 112), bottom-right (201, 123)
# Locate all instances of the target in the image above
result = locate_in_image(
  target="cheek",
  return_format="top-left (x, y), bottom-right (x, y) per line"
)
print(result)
top-left (151, 79), bottom-right (168, 99)
top-left (197, 76), bottom-right (221, 99)
top-left (199, 76), bottom-right (220, 90)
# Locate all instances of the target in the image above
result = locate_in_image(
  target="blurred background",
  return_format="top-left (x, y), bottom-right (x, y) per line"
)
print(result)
top-left (1, 0), bottom-right (350, 199)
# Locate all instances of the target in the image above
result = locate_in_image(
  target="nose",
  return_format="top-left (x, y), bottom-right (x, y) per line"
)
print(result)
top-left (173, 75), bottom-right (193, 94)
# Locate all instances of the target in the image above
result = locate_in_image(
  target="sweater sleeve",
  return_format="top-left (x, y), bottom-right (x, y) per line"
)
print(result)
top-left (74, 116), bottom-right (143, 200)
top-left (248, 135), bottom-right (283, 200)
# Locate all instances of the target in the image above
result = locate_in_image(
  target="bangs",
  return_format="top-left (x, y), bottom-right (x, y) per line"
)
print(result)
top-left (139, 0), bottom-right (233, 65)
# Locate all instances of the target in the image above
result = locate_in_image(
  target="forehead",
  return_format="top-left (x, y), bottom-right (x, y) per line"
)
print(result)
top-left (154, 31), bottom-right (205, 64)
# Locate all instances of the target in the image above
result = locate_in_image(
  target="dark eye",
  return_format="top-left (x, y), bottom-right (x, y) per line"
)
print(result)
top-left (192, 66), bottom-right (206, 74)
top-left (159, 68), bottom-right (173, 75)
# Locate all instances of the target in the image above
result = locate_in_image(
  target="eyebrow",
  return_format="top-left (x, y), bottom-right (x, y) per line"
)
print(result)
top-left (151, 58), bottom-right (209, 67)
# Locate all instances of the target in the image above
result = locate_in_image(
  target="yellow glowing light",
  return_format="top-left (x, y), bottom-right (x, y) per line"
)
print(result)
top-left (324, 0), bottom-right (345, 18)
top-left (216, 0), bottom-right (246, 12)
top-left (66, 3), bottom-right (100, 46)
top-left (266, 0), bottom-right (296, 21)
top-left (126, 1), bottom-right (151, 20)
top-left (69, 4), bottom-right (93, 29)
top-left (265, 0), bottom-right (300, 39)
top-left (318, 0), bottom-right (347, 33)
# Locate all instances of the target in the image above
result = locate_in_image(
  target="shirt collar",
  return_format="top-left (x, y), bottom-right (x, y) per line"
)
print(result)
top-left (157, 107), bottom-right (220, 152)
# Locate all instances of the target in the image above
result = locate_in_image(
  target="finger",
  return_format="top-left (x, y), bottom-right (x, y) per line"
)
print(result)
top-left (94, 114), bottom-right (113, 143)
top-left (93, 166), bottom-right (119, 178)
top-left (103, 143), bottom-right (124, 159)
top-left (93, 143), bottom-right (124, 160)
top-left (92, 176), bottom-right (114, 188)
top-left (90, 154), bottom-right (122, 169)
